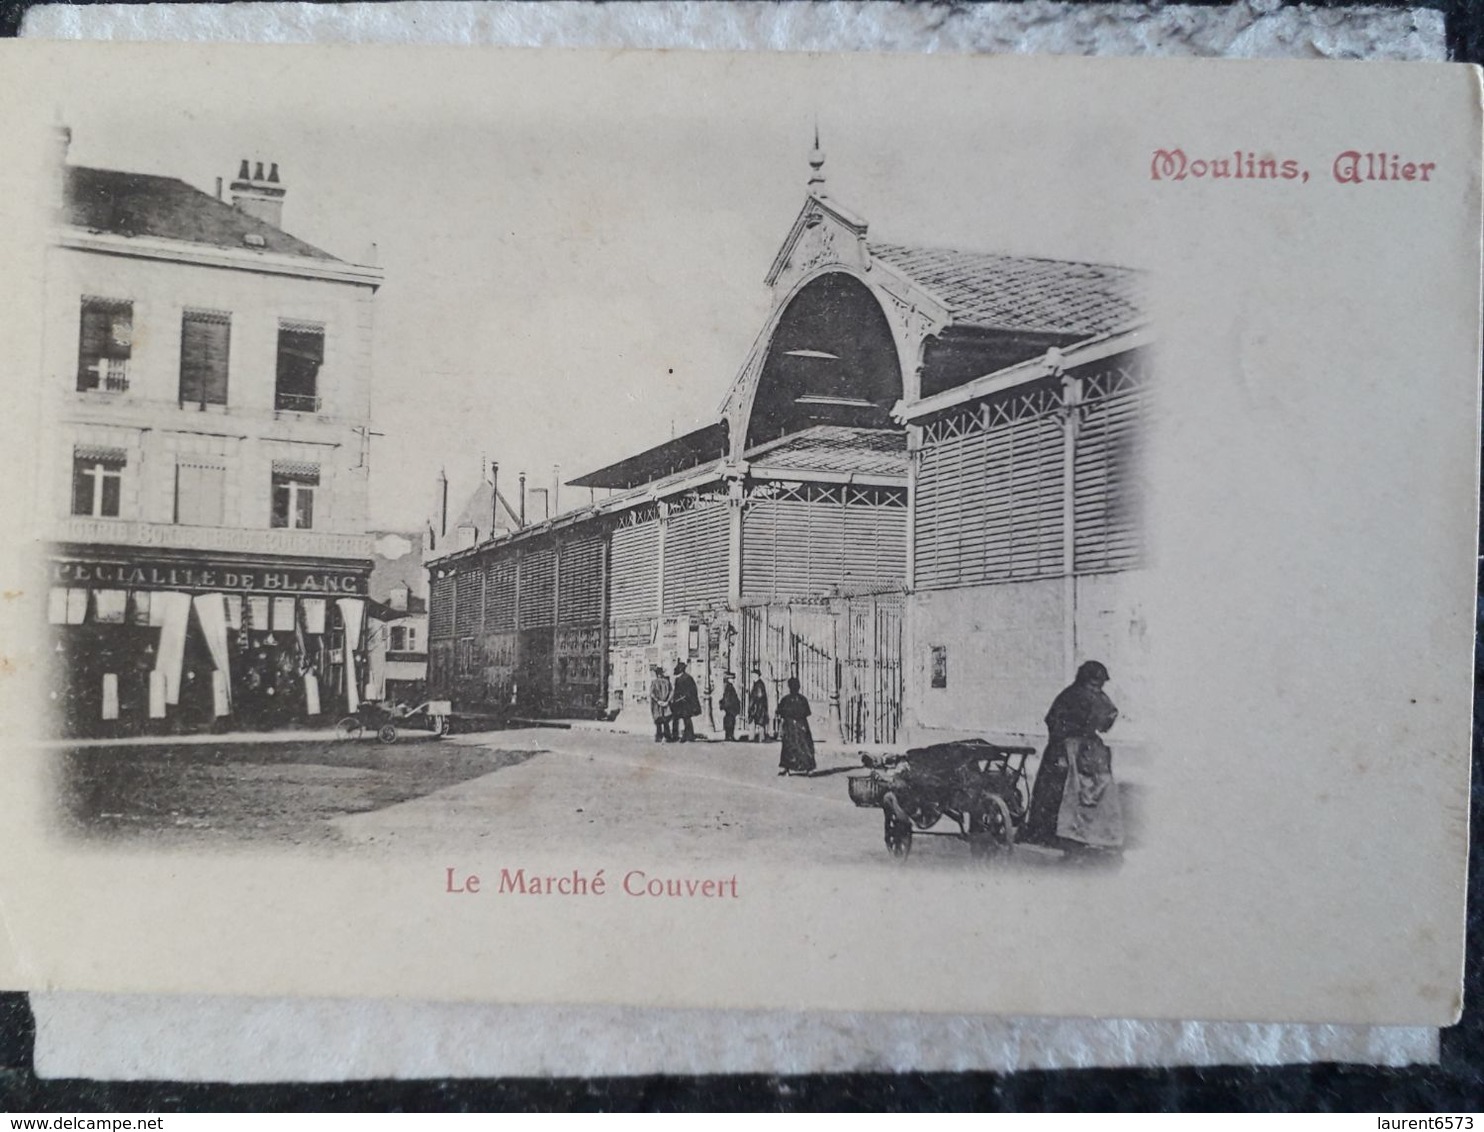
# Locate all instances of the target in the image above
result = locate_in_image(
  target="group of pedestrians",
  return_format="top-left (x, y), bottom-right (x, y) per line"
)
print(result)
top-left (647, 662), bottom-right (816, 775)
top-left (647, 661), bottom-right (702, 743)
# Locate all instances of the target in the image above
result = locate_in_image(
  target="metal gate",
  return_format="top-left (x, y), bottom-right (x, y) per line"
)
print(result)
top-left (739, 594), bottom-right (902, 746)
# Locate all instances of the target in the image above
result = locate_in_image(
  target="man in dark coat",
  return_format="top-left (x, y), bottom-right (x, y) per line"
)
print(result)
top-left (1022, 660), bottom-right (1122, 853)
top-left (746, 666), bottom-right (770, 742)
top-left (670, 661), bottom-right (701, 743)
top-left (719, 673), bottom-right (742, 741)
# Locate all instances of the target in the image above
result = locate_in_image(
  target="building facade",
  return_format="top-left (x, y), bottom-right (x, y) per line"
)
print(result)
top-left (365, 531), bottom-right (431, 706)
top-left (901, 328), bottom-right (1151, 747)
top-left (43, 137), bottom-right (384, 736)
top-left (428, 148), bottom-right (1148, 746)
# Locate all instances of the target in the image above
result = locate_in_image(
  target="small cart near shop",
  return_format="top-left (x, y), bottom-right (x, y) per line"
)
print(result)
top-left (847, 738), bottom-right (1036, 863)
top-left (336, 699), bottom-right (453, 745)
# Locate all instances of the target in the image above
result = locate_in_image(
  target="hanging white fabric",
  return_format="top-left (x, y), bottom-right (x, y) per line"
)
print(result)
top-left (302, 598), bottom-right (327, 635)
top-left (365, 618), bottom-right (388, 704)
top-left (247, 596), bottom-right (270, 631)
top-left (303, 672), bottom-right (321, 716)
top-left (336, 597), bottom-right (365, 713)
top-left (211, 671), bottom-right (230, 718)
top-left (65, 589), bottom-right (88, 625)
top-left (152, 591), bottom-right (193, 705)
top-left (148, 670), bottom-right (166, 719)
top-left (272, 597), bottom-right (296, 633)
top-left (224, 594), bottom-right (243, 631)
top-left (101, 673), bottom-right (119, 721)
top-left (192, 593), bottom-right (233, 715)
top-left (94, 590), bottom-right (127, 624)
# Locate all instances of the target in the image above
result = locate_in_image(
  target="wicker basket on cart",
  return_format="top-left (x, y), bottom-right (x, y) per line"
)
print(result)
top-left (847, 773), bottom-right (887, 808)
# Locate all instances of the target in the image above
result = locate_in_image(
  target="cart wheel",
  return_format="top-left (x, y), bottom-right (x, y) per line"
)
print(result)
top-left (432, 715), bottom-right (450, 739)
top-left (969, 795), bottom-right (1015, 862)
top-left (378, 723), bottom-right (399, 745)
top-left (884, 812), bottom-right (913, 862)
top-left (336, 717), bottom-right (364, 741)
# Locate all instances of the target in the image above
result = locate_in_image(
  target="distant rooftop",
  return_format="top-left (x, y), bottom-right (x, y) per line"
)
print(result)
top-left (567, 422), bottom-right (731, 491)
top-left (64, 165), bottom-right (339, 262)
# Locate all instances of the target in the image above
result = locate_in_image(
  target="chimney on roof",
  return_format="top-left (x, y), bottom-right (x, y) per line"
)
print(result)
top-left (434, 466), bottom-right (448, 544)
top-left (229, 157), bottom-right (287, 230)
top-left (529, 488), bottom-right (550, 522)
top-left (53, 125), bottom-right (71, 214)
top-left (490, 462), bottom-right (500, 534)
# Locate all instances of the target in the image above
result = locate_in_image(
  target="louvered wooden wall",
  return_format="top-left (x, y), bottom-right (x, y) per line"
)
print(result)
top-left (916, 410), bottom-right (1063, 589)
top-left (609, 519), bottom-right (660, 622)
top-left (453, 566), bottom-right (485, 635)
top-left (1074, 389), bottom-right (1144, 573)
top-left (429, 575), bottom-right (455, 640)
top-left (519, 546), bottom-right (556, 628)
top-left (558, 529), bottom-right (605, 626)
top-left (914, 359), bottom-right (1146, 591)
top-left (742, 491), bottom-right (906, 601)
top-left (483, 558), bottom-right (517, 632)
top-left (662, 501), bottom-right (728, 615)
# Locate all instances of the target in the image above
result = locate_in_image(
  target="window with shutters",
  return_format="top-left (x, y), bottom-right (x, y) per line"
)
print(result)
top-left (179, 309), bottom-right (231, 409)
top-left (71, 448), bottom-right (125, 517)
top-left (275, 321), bottom-right (325, 413)
top-left (270, 463), bottom-right (319, 529)
top-left (174, 461), bottom-right (226, 527)
top-left (77, 298), bottom-right (132, 393)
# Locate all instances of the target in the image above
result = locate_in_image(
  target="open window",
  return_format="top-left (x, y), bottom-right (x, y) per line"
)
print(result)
top-left (77, 297), bottom-right (132, 392)
top-left (275, 321), bottom-right (325, 413)
top-left (270, 461), bottom-right (319, 530)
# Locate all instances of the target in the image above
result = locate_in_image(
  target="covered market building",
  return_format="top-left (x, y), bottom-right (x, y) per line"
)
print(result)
top-left (427, 147), bottom-right (1147, 745)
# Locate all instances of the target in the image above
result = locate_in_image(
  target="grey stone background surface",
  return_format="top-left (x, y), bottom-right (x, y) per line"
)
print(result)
top-left (12, 0), bottom-right (1464, 1089)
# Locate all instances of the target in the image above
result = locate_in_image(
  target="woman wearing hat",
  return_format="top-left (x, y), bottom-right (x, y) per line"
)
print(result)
top-left (1022, 660), bottom-right (1124, 855)
top-left (745, 665), bottom-right (770, 743)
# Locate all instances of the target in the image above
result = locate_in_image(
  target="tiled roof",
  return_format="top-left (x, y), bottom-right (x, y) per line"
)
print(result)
top-left (745, 426), bottom-right (906, 477)
top-left (64, 166), bottom-right (339, 262)
top-left (868, 242), bottom-right (1143, 337)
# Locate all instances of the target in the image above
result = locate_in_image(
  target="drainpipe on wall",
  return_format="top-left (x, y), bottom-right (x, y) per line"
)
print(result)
top-left (1055, 347), bottom-right (1080, 684)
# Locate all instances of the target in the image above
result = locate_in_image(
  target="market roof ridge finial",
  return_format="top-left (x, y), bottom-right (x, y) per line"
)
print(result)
top-left (808, 122), bottom-right (826, 193)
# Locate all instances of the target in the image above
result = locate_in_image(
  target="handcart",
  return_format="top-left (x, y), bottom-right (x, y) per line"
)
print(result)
top-left (847, 739), bottom-right (1036, 862)
top-left (335, 700), bottom-right (453, 744)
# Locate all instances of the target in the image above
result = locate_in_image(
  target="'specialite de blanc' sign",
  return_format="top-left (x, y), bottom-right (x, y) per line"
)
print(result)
top-left (50, 558), bottom-right (369, 596)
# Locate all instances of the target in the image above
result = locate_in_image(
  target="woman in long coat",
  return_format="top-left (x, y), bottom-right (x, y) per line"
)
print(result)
top-left (774, 677), bottom-right (816, 776)
top-left (1022, 660), bottom-right (1123, 853)
top-left (746, 666), bottom-right (770, 742)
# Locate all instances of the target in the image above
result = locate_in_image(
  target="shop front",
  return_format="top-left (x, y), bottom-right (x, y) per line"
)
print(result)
top-left (48, 546), bottom-right (372, 738)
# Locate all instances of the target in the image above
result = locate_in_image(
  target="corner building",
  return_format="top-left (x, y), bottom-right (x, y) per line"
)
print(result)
top-left (42, 141), bottom-right (383, 736)
top-left (428, 152), bottom-right (1146, 745)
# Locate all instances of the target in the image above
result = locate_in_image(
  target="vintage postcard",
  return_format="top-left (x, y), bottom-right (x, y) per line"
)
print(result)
top-left (0, 44), bottom-right (1474, 1026)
